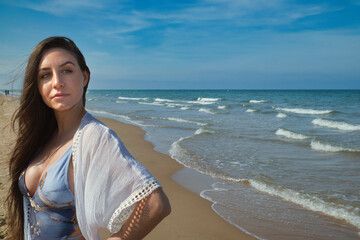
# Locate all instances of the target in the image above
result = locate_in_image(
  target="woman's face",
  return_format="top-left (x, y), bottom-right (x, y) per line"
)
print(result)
top-left (37, 48), bottom-right (88, 113)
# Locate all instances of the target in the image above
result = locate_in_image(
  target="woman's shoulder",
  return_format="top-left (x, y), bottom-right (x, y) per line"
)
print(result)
top-left (73, 112), bottom-right (126, 159)
top-left (78, 112), bottom-right (118, 140)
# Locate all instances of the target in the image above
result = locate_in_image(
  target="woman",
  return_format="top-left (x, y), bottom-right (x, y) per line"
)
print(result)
top-left (5, 36), bottom-right (171, 240)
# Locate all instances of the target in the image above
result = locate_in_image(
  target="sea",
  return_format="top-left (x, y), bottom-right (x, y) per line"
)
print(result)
top-left (72, 90), bottom-right (360, 239)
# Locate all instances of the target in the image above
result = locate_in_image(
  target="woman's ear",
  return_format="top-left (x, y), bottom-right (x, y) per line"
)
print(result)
top-left (83, 70), bottom-right (89, 87)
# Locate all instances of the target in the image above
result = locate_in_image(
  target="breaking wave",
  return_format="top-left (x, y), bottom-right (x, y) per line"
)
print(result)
top-left (87, 109), bottom-right (155, 127)
top-left (166, 103), bottom-right (191, 108)
top-left (195, 128), bottom-right (215, 135)
top-left (197, 97), bottom-right (221, 102)
top-left (310, 140), bottom-right (360, 153)
top-left (87, 109), bottom-right (131, 121)
top-left (276, 113), bottom-right (287, 118)
top-left (154, 98), bottom-right (176, 103)
top-left (247, 179), bottom-right (360, 231)
top-left (186, 97), bottom-right (221, 105)
top-left (194, 172), bottom-right (360, 232)
top-left (275, 128), bottom-right (310, 140)
top-left (118, 96), bottom-right (149, 101)
top-left (138, 102), bottom-right (165, 106)
top-left (249, 100), bottom-right (267, 103)
top-left (312, 118), bottom-right (360, 131)
top-left (275, 107), bottom-right (333, 115)
top-left (218, 105), bottom-right (229, 109)
top-left (154, 97), bottom-right (221, 106)
top-left (162, 117), bottom-right (207, 126)
top-left (199, 108), bottom-right (216, 114)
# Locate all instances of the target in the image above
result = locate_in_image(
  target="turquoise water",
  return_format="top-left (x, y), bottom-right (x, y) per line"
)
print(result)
top-left (85, 90), bottom-right (360, 239)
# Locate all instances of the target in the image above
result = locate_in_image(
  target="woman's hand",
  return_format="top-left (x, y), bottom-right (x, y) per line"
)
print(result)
top-left (107, 188), bottom-right (171, 240)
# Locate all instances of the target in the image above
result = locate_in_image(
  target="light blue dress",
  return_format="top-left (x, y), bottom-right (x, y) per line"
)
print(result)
top-left (19, 146), bottom-right (83, 239)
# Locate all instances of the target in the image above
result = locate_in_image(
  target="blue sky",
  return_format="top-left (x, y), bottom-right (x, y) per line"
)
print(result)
top-left (0, 0), bottom-right (359, 89)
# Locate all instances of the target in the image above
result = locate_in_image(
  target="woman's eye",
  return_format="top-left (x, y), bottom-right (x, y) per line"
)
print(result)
top-left (40, 73), bottom-right (51, 79)
top-left (63, 69), bottom-right (73, 74)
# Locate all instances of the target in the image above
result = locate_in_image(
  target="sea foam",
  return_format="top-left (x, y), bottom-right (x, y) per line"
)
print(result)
top-left (310, 140), bottom-right (360, 153)
top-left (276, 113), bottom-right (287, 118)
top-left (118, 96), bottom-right (149, 101)
top-left (249, 100), bottom-right (267, 103)
top-left (166, 103), bottom-right (191, 108)
top-left (87, 109), bottom-right (155, 127)
top-left (197, 97), bottom-right (221, 102)
top-left (275, 128), bottom-right (310, 140)
top-left (203, 173), bottom-right (360, 232)
top-left (186, 97), bottom-right (221, 105)
top-left (195, 128), bottom-right (215, 135)
top-left (87, 109), bottom-right (131, 121)
top-left (217, 105), bottom-right (229, 109)
top-left (275, 107), bottom-right (333, 115)
top-left (169, 137), bottom-right (191, 166)
top-left (247, 179), bottom-right (360, 231)
top-left (169, 134), bottom-right (206, 170)
top-left (138, 102), bottom-right (164, 106)
top-left (199, 108), bottom-right (216, 114)
top-left (312, 118), bottom-right (360, 131)
top-left (246, 109), bottom-right (257, 113)
top-left (165, 117), bottom-right (207, 126)
top-left (154, 98), bottom-right (176, 103)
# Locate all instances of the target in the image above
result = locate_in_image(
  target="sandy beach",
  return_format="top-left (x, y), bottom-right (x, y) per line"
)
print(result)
top-left (0, 94), bottom-right (255, 240)
top-left (0, 95), bottom-right (18, 238)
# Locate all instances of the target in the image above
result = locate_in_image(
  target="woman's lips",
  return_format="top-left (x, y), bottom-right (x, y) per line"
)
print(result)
top-left (53, 93), bottom-right (69, 99)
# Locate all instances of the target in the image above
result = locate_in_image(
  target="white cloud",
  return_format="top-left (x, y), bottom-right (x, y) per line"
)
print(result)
top-left (137, 0), bottom-right (331, 26)
top-left (96, 11), bottom-right (152, 37)
top-left (7, 0), bottom-right (337, 43)
top-left (14, 0), bottom-right (106, 16)
top-left (6, 0), bottom-right (343, 29)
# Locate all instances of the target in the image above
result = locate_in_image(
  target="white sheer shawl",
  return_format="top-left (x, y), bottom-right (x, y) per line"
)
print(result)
top-left (72, 112), bottom-right (161, 239)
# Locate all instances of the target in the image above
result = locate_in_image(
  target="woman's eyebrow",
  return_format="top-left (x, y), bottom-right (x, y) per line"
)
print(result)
top-left (60, 61), bottom-right (75, 67)
top-left (38, 61), bottom-right (75, 71)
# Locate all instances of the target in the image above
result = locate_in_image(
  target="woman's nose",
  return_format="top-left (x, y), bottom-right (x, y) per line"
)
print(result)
top-left (52, 72), bottom-right (64, 88)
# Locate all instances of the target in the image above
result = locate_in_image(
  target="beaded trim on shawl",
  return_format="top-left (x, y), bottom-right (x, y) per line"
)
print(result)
top-left (107, 178), bottom-right (161, 233)
top-left (71, 128), bottom-right (81, 171)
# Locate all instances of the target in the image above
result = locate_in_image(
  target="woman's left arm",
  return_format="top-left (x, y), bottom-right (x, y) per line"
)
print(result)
top-left (107, 188), bottom-right (171, 240)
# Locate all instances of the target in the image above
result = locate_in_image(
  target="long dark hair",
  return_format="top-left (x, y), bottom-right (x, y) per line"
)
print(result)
top-left (4, 36), bottom-right (90, 240)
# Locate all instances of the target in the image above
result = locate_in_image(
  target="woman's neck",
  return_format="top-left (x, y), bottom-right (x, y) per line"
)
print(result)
top-left (54, 104), bottom-right (86, 138)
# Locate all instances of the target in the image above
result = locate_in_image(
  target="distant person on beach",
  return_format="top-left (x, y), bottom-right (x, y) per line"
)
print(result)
top-left (5, 36), bottom-right (171, 240)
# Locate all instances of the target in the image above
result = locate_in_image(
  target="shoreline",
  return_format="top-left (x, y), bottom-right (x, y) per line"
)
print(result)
top-left (0, 94), bottom-right (255, 239)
